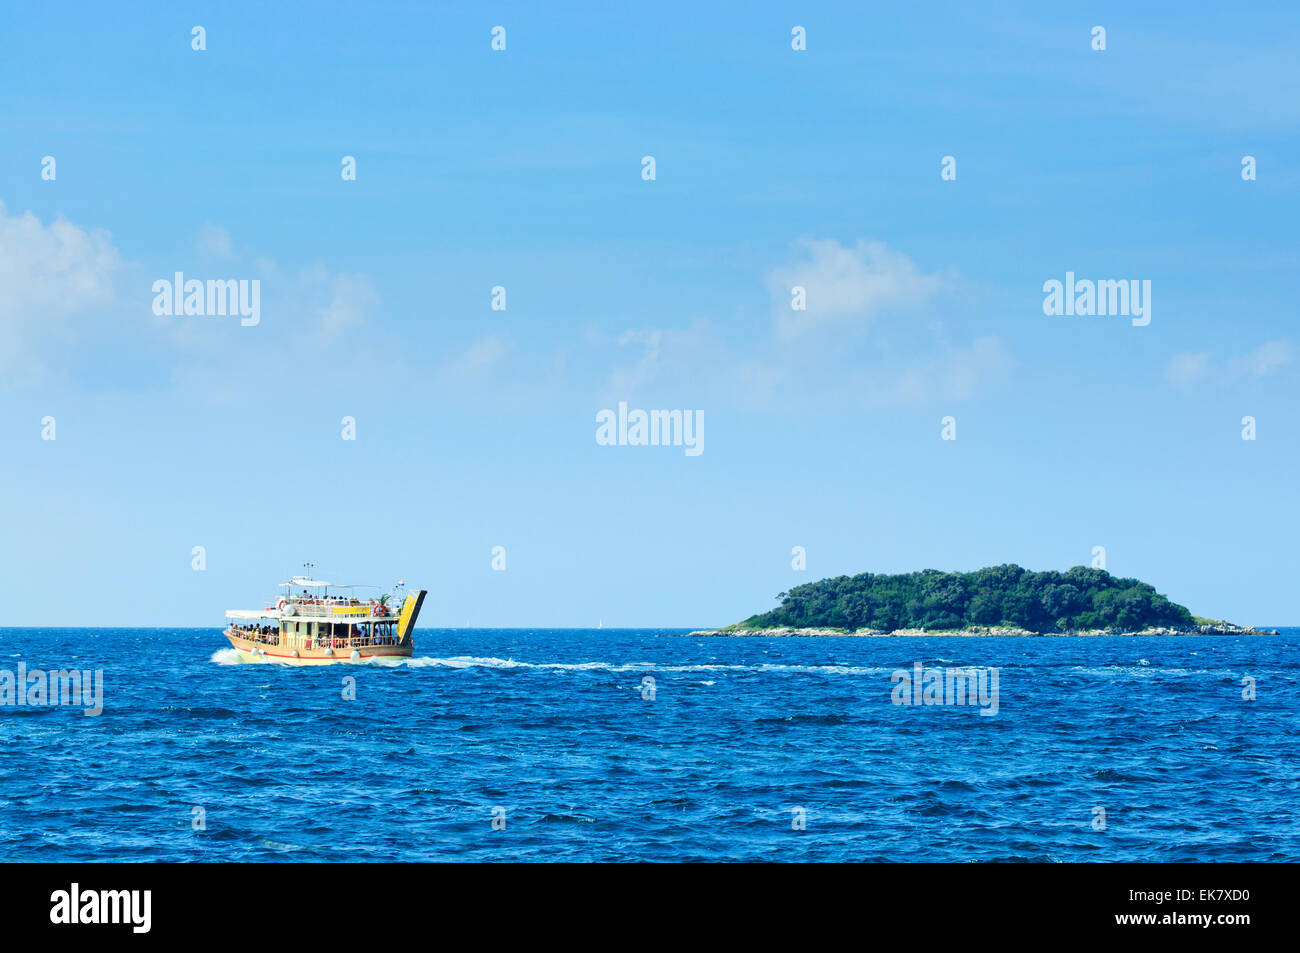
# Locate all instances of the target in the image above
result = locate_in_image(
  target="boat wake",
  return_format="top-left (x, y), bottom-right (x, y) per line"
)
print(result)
top-left (382, 655), bottom-right (889, 675)
top-left (208, 651), bottom-right (1242, 679)
top-left (208, 650), bottom-right (909, 670)
top-left (209, 649), bottom-right (889, 676)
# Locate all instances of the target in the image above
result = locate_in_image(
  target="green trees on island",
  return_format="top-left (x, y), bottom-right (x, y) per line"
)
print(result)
top-left (739, 565), bottom-right (1196, 633)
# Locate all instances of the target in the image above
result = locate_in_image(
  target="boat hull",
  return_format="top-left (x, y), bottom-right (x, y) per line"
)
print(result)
top-left (225, 633), bottom-right (412, 666)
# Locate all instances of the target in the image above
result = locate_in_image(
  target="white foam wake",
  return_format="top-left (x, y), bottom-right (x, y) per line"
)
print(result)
top-left (209, 648), bottom-right (889, 676)
top-left (386, 655), bottom-right (888, 675)
top-left (1068, 664), bottom-right (1226, 678)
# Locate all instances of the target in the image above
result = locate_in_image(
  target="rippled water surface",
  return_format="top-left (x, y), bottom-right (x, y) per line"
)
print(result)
top-left (1, 628), bottom-right (1296, 861)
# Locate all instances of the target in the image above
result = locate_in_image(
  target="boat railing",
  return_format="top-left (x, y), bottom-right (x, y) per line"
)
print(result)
top-left (281, 601), bottom-right (394, 621)
top-left (314, 635), bottom-right (402, 650)
top-left (229, 625), bottom-right (400, 650)
top-left (227, 626), bottom-right (279, 645)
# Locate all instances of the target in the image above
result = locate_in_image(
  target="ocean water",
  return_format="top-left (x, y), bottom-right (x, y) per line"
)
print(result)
top-left (0, 627), bottom-right (1296, 862)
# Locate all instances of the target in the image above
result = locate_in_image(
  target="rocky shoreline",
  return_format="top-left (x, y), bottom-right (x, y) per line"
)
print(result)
top-left (684, 624), bottom-right (1279, 638)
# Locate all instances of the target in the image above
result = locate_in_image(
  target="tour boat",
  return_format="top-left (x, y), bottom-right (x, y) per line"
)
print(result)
top-left (223, 569), bottom-right (426, 665)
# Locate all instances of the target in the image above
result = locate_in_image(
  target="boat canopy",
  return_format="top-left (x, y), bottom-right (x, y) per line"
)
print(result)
top-left (280, 576), bottom-right (332, 589)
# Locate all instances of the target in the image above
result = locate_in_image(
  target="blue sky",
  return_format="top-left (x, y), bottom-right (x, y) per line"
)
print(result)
top-left (1, 2), bottom-right (1297, 626)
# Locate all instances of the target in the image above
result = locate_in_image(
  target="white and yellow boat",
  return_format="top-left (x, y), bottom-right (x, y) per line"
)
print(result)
top-left (224, 569), bottom-right (426, 665)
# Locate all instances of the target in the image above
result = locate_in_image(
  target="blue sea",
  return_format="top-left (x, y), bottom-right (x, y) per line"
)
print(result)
top-left (0, 627), bottom-right (1296, 862)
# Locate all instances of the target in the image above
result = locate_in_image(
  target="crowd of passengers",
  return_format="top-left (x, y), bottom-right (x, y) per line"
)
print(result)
top-left (229, 623), bottom-right (399, 648)
top-left (316, 627), bottom-right (399, 649)
top-left (292, 591), bottom-right (389, 612)
top-left (230, 624), bottom-right (278, 644)
top-left (296, 590), bottom-right (361, 604)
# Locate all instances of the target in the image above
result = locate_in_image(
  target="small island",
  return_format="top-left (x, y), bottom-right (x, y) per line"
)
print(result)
top-left (690, 565), bottom-right (1276, 637)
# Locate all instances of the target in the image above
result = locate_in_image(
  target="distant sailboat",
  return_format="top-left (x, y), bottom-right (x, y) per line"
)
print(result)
top-left (598, 619), bottom-right (603, 630)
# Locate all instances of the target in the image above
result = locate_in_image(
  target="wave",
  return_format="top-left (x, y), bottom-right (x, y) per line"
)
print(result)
top-left (385, 655), bottom-right (891, 676)
top-left (754, 713), bottom-right (859, 726)
top-left (209, 648), bottom-right (888, 675)
top-left (1068, 664), bottom-right (1236, 678)
top-left (209, 649), bottom-right (1251, 681)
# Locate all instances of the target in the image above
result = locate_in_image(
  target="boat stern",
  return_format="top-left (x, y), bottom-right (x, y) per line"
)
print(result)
top-left (396, 589), bottom-right (427, 644)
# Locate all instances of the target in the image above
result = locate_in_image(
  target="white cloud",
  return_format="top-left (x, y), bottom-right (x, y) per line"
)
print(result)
top-left (1166, 352), bottom-right (1211, 386)
top-left (159, 244), bottom-right (379, 350)
top-left (0, 209), bottom-right (388, 399)
top-left (617, 328), bottom-right (662, 361)
top-left (315, 273), bottom-right (379, 342)
top-left (196, 222), bottom-right (234, 260)
top-left (600, 239), bottom-right (1004, 410)
top-left (1165, 341), bottom-right (1292, 390)
top-left (608, 329), bottom-right (666, 393)
top-left (602, 322), bottom-right (749, 407)
top-left (457, 332), bottom-right (512, 372)
top-left (0, 201), bottom-right (119, 380)
top-left (425, 332), bottom-right (560, 409)
top-left (433, 332), bottom-right (513, 391)
top-left (1228, 340), bottom-right (1292, 378)
top-left (866, 336), bottom-right (1014, 405)
top-left (765, 237), bottom-right (947, 337)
